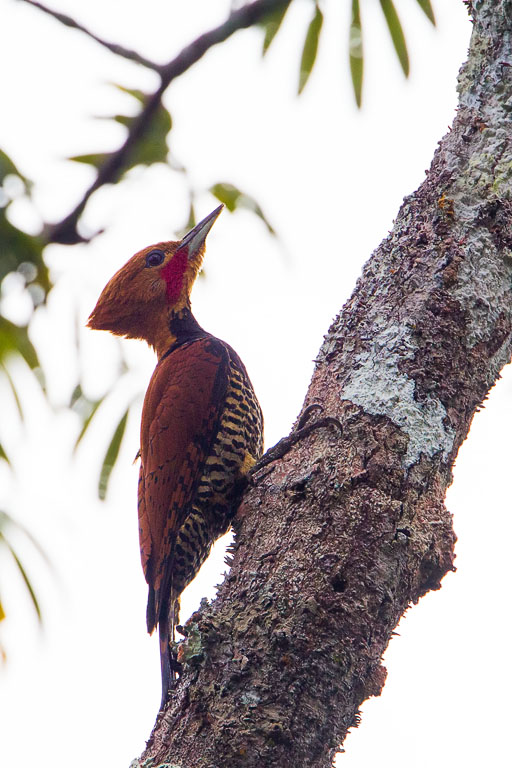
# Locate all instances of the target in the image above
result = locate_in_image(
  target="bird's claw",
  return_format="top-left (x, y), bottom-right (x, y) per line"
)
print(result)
top-left (248, 403), bottom-right (342, 479)
top-left (296, 403), bottom-right (324, 430)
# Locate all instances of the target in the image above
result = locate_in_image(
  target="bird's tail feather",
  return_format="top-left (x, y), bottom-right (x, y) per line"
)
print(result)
top-left (158, 589), bottom-right (180, 711)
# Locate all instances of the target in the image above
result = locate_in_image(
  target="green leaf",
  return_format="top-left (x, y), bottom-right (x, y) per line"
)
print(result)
top-left (73, 392), bottom-right (106, 451)
top-left (210, 182), bottom-right (275, 236)
top-left (0, 442), bottom-right (9, 464)
top-left (415, 0), bottom-right (436, 25)
top-left (0, 317), bottom-right (40, 369)
top-left (0, 510), bottom-right (52, 633)
top-left (379, 0), bottom-right (409, 77)
top-left (0, 149), bottom-right (31, 192)
top-left (69, 383), bottom-right (84, 408)
top-left (1, 364), bottom-right (24, 420)
top-left (98, 408), bottom-right (129, 500)
top-left (70, 86), bottom-right (172, 179)
top-left (349, 0), bottom-right (364, 108)
top-left (0, 206), bottom-right (49, 294)
top-left (0, 509), bottom-right (52, 568)
top-left (0, 149), bottom-right (21, 183)
top-left (69, 152), bottom-right (110, 170)
top-left (129, 107), bottom-right (172, 167)
top-left (0, 152), bottom-right (47, 300)
top-left (0, 529), bottom-right (42, 624)
top-left (210, 182), bottom-right (239, 212)
top-left (111, 83), bottom-right (147, 104)
top-left (298, 4), bottom-right (324, 95)
top-left (260, 2), bottom-right (291, 56)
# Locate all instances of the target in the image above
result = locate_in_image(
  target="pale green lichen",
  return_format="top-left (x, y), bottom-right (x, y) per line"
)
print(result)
top-left (179, 622), bottom-right (205, 666)
top-left (492, 159), bottom-right (512, 198)
top-left (339, 323), bottom-right (456, 469)
top-left (465, 152), bottom-right (496, 192)
top-left (241, 690), bottom-right (261, 708)
top-left (451, 232), bottom-right (512, 350)
top-left (457, 29), bottom-right (489, 102)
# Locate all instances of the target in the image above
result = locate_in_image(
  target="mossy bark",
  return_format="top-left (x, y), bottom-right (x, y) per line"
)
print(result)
top-left (136, 2), bottom-right (512, 766)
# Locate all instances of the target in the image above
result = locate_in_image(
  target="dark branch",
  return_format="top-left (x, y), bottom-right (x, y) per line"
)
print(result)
top-left (37, 0), bottom-right (293, 245)
top-left (17, 0), bottom-right (162, 72)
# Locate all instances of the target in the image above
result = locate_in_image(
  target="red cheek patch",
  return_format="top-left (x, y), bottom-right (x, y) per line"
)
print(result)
top-left (160, 249), bottom-right (188, 303)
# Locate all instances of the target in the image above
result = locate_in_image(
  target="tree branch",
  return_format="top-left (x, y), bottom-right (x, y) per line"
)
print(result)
top-left (133, 1), bottom-right (512, 765)
top-left (17, 0), bottom-right (162, 71)
top-left (35, 0), bottom-right (292, 245)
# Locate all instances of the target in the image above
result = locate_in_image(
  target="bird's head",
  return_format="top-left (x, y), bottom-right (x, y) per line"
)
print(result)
top-left (87, 205), bottom-right (223, 353)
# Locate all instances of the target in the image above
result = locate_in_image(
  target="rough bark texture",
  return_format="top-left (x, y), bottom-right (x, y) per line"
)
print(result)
top-left (134, 2), bottom-right (512, 766)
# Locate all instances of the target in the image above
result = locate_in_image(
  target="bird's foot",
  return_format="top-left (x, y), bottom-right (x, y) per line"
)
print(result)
top-left (248, 403), bottom-right (342, 481)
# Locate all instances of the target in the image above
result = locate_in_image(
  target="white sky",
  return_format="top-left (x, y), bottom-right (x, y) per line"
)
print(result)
top-left (2, 2), bottom-right (510, 767)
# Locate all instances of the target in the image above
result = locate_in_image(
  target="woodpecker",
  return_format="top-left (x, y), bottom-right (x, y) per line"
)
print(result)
top-left (88, 205), bottom-right (263, 709)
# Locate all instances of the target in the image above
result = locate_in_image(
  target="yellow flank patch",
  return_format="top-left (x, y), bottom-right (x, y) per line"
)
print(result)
top-left (240, 451), bottom-right (257, 475)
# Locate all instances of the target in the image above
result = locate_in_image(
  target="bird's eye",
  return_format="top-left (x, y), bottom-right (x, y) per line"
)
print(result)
top-left (145, 249), bottom-right (165, 268)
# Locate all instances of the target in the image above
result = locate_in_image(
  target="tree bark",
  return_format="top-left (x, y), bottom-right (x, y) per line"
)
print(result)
top-left (134, 2), bottom-right (512, 765)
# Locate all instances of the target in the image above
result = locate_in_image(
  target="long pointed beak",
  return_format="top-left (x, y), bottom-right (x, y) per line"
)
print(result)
top-left (178, 204), bottom-right (224, 258)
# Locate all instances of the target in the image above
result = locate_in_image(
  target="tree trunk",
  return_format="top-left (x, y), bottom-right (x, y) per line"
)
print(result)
top-left (135, 2), bottom-right (512, 765)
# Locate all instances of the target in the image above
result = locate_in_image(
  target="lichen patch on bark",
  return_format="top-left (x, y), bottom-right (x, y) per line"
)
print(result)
top-left (339, 323), bottom-right (456, 468)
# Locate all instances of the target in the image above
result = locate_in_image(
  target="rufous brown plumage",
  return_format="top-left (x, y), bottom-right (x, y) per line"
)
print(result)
top-left (88, 206), bottom-right (263, 709)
